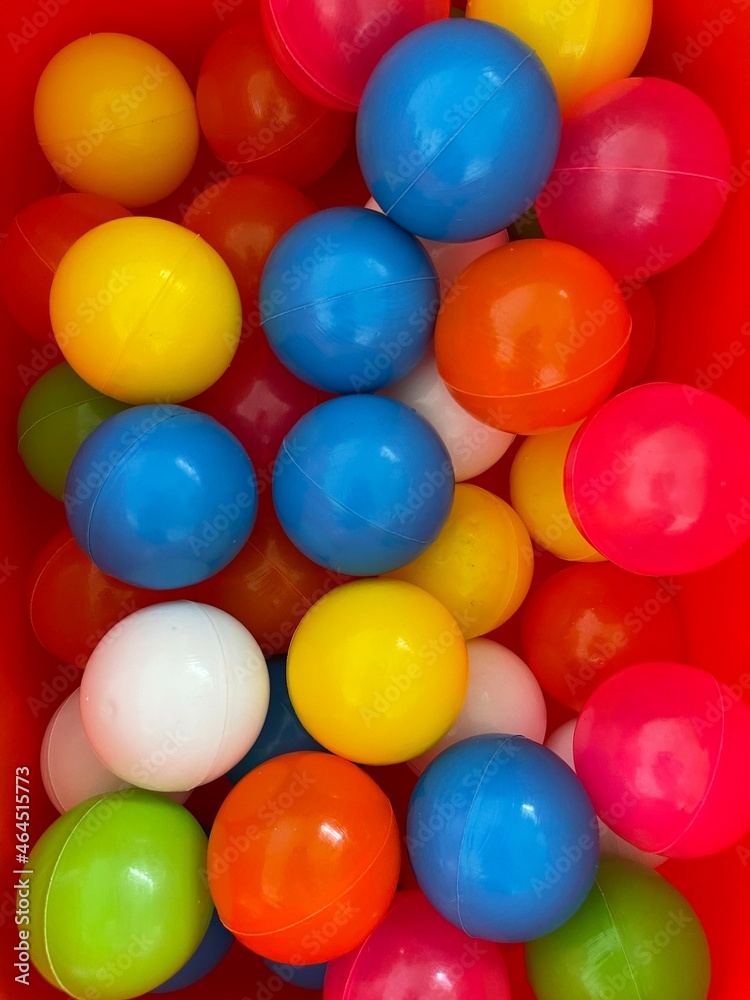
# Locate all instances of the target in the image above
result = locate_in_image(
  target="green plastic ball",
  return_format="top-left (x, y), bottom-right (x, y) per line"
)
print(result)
top-left (25, 789), bottom-right (212, 1000)
top-left (525, 857), bottom-right (711, 1000)
top-left (17, 362), bottom-right (128, 500)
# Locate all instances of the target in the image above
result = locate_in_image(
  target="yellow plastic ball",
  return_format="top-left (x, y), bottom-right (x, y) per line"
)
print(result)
top-left (467, 0), bottom-right (653, 114)
top-left (385, 485), bottom-right (533, 638)
top-left (34, 33), bottom-right (199, 207)
top-left (50, 217), bottom-right (242, 404)
top-left (287, 579), bottom-right (469, 765)
top-left (509, 422), bottom-right (606, 562)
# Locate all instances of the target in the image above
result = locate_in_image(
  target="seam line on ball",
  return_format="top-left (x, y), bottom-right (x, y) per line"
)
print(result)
top-left (385, 52), bottom-right (533, 219)
top-left (551, 166), bottom-right (727, 183)
top-left (281, 442), bottom-right (442, 545)
top-left (17, 396), bottom-right (111, 447)
top-left (193, 604), bottom-right (232, 789)
top-left (595, 876), bottom-right (643, 1000)
top-left (455, 734), bottom-right (516, 935)
top-left (656, 674), bottom-right (727, 856)
top-left (263, 276), bottom-right (437, 324)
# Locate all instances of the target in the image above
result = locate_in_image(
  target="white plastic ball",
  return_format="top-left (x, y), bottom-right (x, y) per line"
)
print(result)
top-left (410, 638), bottom-right (547, 774)
top-left (41, 689), bottom-right (190, 812)
top-left (80, 601), bottom-right (270, 792)
top-left (545, 719), bottom-right (666, 868)
top-left (382, 351), bottom-right (515, 481)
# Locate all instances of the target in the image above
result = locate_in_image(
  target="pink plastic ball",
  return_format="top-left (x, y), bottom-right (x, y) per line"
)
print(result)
top-left (324, 890), bottom-right (510, 999)
top-left (41, 690), bottom-right (190, 813)
top-left (535, 77), bottom-right (731, 280)
top-left (546, 720), bottom-right (665, 869)
top-left (365, 197), bottom-right (509, 298)
top-left (410, 639), bottom-right (547, 774)
top-left (382, 352), bottom-right (515, 482)
top-left (573, 662), bottom-right (750, 858)
top-left (262, 0), bottom-right (450, 112)
top-left (564, 382), bottom-right (750, 576)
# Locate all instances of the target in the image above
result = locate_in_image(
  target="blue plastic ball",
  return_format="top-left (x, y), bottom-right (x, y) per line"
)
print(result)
top-left (263, 958), bottom-right (328, 991)
top-left (406, 734), bottom-right (599, 942)
top-left (65, 404), bottom-right (257, 589)
top-left (357, 19), bottom-right (561, 242)
top-left (260, 207), bottom-right (439, 394)
top-left (272, 394), bottom-right (454, 576)
top-left (151, 909), bottom-right (233, 993)
top-left (226, 656), bottom-right (326, 784)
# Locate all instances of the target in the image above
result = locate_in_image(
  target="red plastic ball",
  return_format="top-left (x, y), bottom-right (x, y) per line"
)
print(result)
top-left (261, 0), bottom-right (449, 112)
top-left (182, 175), bottom-right (316, 311)
top-left (612, 280), bottom-right (656, 393)
top-left (27, 529), bottom-right (167, 668)
top-left (435, 239), bottom-right (631, 435)
top-left (188, 330), bottom-right (330, 484)
top-left (564, 382), bottom-right (750, 576)
top-left (193, 501), bottom-right (349, 657)
top-left (574, 662), bottom-right (750, 858)
top-left (0, 193), bottom-right (130, 342)
top-left (536, 77), bottom-right (731, 281)
top-left (196, 14), bottom-right (354, 188)
top-left (325, 890), bottom-right (510, 999)
top-left (207, 751), bottom-right (401, 962)
top-left (521, 562), bottom-right (685, 712)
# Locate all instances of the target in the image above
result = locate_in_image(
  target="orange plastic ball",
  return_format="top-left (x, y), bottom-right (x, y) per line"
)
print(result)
top-left (435, 240), bottom-right (631, 435)
top-left (207, 751), bottom-right (400, 963)
top-left (196, 15), bottom-right (354, 188)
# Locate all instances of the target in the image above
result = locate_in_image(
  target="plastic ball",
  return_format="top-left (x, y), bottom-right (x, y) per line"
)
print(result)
top-left (26, 790), bottom-right (212, 999)
top-left (34, 34), bottom-right (199, 207)
top-left (545, 721), bottom-right (666, 869)
top-left (182, 175), bottom-right (317, 311)
top-left (28, 528), bottom-right (163, 668)
top-left (226, 655), bottom-right (325, 783)
top-left (385, 485), bottom-right (533, 638)
top-left (407, 734), bottom-right (599, 941)
top-left (152, 910), bottom-right (233, 993)
top-left (196, 15), bottom-right (353, 188)
top-left (65, 405), bottom-right (257, 590)
top-left (287, 579), bottom-right (468, 764)
top-left (574, 662), bottom-right (750, 858)
top-left (564, 383), bottom-right (750, 575)
top-left (260, 207), bottom-right (438, 393)
top-left (17, 363), bottom-right (129, 500)
top-left (522, 563), bottom-right (685, 712)
top-left (194, 502), bottom-right (348, 658)
top-left (41, 690), bottom-right (190, 813)
top-left (272, 395), bottom-right (454, 576)
top-left (357, 19), bottom-right (560, 242)
top-left (434, 240), bottom-right (631, 435)
top-left (263, 958), bottom-right (327, 991)
top-left (261, 0), bottom-right (449, 112)
top-left (381, 351), bottom-right (515, 481)
top-left (0, 193), bottom-right (130, 342)
top-left (467, 0), bottom-right (652, 113)
top-left (509, 423), bottom-right (605, 563)
top-left (50, 216), bottom-right (241, 404)
top-left (535, 77), bottom-right (732, 280)
top-left (364, 196), bottom-right (509, 298)
top-left (526, 858), bottom-right (710, 1000)
top-left (411, 639), bottom-right (547, 774)
top-left (188, 331), bottom-right (330, 485)
top-left (80, 601), bottom-right (270, 791)
top-left (324, 890), bottom-right (511, 1000)
top-left (207, 751), bottom-right (401, 962)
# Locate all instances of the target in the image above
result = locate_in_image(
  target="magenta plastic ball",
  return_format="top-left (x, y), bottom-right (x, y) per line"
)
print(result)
top-left (324, 890), bottom-right (510, 999)
top-left (535, 77), bottom-right (731, 280)
top-left (564, 382), bottom-right (750, 575)
top-left (573, 662), bottom-right (750, 858)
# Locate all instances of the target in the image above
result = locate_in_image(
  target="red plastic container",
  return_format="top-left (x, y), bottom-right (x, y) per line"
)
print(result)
top-left (1, 2), bottom-right (749, 999)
